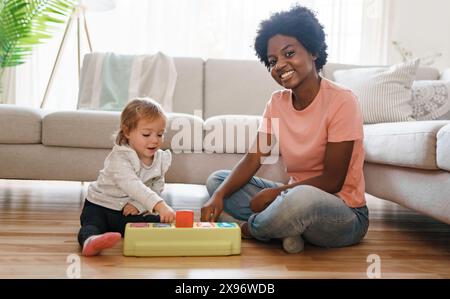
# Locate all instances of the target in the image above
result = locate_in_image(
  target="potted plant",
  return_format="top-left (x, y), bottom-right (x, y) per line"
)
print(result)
top-left (0, 0), bottom-right (75, 102)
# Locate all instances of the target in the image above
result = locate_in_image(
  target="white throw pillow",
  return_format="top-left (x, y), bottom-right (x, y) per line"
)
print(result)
top-left (333, 59), bottom-right (420, 124)
top-left (411, 80), bottom-right (450, 120)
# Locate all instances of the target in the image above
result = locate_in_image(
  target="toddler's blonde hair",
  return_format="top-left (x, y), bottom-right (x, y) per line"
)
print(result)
top-left (116, 98), bottom-right (167, 145)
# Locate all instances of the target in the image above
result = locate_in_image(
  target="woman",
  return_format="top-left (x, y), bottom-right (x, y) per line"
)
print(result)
top-left (201, 5), bottom-right (368, 253)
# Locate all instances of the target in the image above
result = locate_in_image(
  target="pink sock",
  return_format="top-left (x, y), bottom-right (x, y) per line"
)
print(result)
top-left (82, 232), bottom-right (121, 256)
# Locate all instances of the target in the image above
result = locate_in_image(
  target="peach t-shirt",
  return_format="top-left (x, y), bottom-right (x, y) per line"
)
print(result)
top-left (259, 78), bottom-right (366, 208)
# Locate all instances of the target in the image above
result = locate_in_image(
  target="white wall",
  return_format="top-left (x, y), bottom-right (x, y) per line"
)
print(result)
top-left (387, 0), bottom-right (450, 71)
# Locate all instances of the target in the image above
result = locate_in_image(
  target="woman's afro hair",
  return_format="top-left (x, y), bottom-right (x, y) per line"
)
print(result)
top-left (254, 5), bottom-right (328, 71)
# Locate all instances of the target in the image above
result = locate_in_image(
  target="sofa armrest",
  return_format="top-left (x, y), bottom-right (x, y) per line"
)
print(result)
top-left (363, 121), bottom-right (450, 170)
top-left (0, 104), bottom-right (42, 144)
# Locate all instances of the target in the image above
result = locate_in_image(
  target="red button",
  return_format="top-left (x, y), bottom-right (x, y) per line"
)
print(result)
top-left (175, 210), bottom-right (194, 228)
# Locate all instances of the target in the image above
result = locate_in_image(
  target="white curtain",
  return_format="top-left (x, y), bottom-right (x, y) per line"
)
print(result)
top-left (0, 68), bottom-right (16, 104)
top-left (360, 0), bottom-right (390, 65)
top-left (7, 0), bottom-right (389, 109)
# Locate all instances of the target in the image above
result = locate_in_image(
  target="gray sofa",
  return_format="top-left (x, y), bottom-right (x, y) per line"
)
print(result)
top-left (0, 57), bottom-right (449, 224)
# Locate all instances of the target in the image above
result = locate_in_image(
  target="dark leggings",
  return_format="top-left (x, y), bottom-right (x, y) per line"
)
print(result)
top-left (78, 200), bottom-right (160, 247)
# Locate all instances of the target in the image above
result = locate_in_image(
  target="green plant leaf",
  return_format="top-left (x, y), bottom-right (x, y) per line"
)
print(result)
top-left (0, 0), bottom-right (75, 69)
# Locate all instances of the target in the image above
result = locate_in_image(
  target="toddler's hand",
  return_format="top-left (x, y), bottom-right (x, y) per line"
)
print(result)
top-left (154, 201), bottom-right (176, 223)
top-left (123, 203), bottom-right (140, 216)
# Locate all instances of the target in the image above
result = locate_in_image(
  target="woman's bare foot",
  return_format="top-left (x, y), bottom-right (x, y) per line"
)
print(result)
top-left (240, 222), bottom-right (253, 239)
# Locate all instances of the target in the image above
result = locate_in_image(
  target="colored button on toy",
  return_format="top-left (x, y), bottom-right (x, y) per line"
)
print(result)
top-left (175, 210), bottom-right (194, 228)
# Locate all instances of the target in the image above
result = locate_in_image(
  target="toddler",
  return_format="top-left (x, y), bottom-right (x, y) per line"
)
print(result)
top-left (78, 98), bottom-right (175, 256)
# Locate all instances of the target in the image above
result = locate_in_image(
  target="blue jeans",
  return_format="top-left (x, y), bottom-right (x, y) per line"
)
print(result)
top-left (206, 170), bottom-right (369, 248)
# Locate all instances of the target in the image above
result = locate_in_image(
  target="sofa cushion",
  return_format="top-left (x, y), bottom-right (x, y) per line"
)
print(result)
top-left (411, 81), bottom-right (450, 120)
top-left (203, 115), bottom-right (261, 153)
top-left (42, 110), bottom-right (120, 148)
top-left (161, 183), bottom-right (210, 221)
top-left (437, 124), bottom-right (450, 171)
top-left (204, 59), bottom-right (281, 118)
top-left (322, 62), bottom-right (440, 81)
top-left (439, 69), bottom-right (450, 81)
top-left (165, 113), bottom-right (204, 153)
top-left (42, 110), bottom-right (203, 151)
top-left (0, 105), bottom-right (42, 144)
top-left (363, 121), bottom-right (450, 169)
top-left (333, 60), bottom-right (419, 124)
top-left (172, 57), bottom-right (204, 115)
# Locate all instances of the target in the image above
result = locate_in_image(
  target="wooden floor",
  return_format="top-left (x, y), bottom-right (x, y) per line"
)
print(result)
top-left (0, 179), bottom-right (449, 279)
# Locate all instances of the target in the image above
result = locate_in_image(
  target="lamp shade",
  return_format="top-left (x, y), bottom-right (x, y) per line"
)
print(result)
top-left (79, 0), bottom-right (116, 12)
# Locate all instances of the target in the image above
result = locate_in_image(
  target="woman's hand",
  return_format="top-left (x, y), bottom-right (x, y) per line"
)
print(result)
top-left (201, 193), bottom-right (224, 222)
top-left (250, 187), bottom-right (282, 212)
top-left (122, 203), bottom-right (140, 216)
top-left (154, 201), bottom-right (176, 223)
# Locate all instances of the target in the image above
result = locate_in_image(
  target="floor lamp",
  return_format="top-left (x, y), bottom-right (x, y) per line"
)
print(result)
top-left (40, 0), bottom-right (116, 108)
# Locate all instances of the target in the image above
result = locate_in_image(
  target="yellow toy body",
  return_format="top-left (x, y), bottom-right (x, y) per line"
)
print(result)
top-left (123, 222), bottom-right (241, 256)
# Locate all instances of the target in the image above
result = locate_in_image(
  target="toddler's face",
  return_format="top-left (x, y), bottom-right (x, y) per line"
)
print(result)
top-left (126, 117), bottom-right (166, 164)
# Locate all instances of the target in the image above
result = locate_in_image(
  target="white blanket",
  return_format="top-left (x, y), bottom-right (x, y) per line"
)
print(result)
top-left (77, 52), bottom-right (177, 112)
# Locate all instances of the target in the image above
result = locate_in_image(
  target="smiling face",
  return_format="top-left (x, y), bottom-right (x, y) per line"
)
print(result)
top-left (267, 34), bottom-right (317, 90)
top-left (125, 116), bottom-right (166, 165)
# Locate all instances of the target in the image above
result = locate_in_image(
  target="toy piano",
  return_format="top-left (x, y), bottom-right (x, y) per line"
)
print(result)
top-left (123, 210), bottom-right (241, 256)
